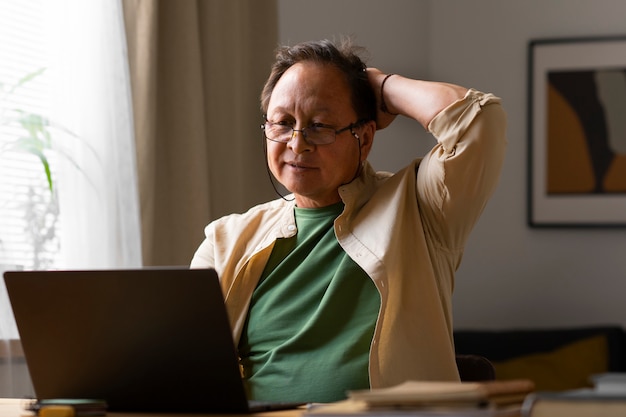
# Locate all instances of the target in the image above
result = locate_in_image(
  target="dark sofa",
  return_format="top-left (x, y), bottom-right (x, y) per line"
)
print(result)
top-left (453, 325), bottom-right (626, 391)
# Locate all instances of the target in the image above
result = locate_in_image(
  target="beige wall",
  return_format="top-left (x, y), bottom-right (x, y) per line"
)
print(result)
top-left (278, 0), bottom-right (626, 330)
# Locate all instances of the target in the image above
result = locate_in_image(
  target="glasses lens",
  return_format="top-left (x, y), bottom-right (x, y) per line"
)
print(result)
top-left (263, 122), bottom-right (338, 144)
top-left (306, 126), bottom-right (335, 145)
top-left (264, 122), bottom-right (289, 142)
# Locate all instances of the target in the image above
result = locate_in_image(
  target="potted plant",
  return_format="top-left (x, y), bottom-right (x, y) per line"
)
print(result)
top-left (0, 68), bottom-right (82, 192)
top-left (0, 68), bottom-right (87, 269)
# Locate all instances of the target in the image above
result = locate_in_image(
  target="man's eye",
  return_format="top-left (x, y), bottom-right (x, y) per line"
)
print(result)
top-left (275, 120), bottom-right (293, 127)
top-left (310, 122), bottom-right (331, 129)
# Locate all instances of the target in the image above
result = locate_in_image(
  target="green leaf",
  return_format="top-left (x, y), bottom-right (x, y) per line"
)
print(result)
top-left (0, 67), bottom-right (93, 194)
top-left (5, 138), bottom-right (54, 192)
top-left (7, 67), bottom-right (46, 96)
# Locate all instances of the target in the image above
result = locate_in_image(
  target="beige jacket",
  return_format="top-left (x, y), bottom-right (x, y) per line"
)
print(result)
top-left (191, 89), bottom-right (507, 388)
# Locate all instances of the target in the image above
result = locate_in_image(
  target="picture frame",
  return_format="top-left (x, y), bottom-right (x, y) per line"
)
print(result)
top-left (528, 36), bottom-right (626, 227)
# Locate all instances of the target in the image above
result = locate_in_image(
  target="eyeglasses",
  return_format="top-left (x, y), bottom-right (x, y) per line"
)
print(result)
top-left (261, 118), bottom-right (363, 146)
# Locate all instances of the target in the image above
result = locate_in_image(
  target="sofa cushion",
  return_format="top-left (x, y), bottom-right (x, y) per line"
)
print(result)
top-left (454, 326), bottom-right (626, 391)
top-left (490, 334), bottom-right (608, 391)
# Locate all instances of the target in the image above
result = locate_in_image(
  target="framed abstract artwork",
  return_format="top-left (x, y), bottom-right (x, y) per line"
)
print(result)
top-left (528, 36), bottom-right (626, 227)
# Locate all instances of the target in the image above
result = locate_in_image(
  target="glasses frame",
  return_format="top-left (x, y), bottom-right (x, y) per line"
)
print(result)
top-left (261, 117), bottom-right (365, 146)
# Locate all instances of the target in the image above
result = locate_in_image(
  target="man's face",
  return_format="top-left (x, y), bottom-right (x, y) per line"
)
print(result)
top-left (265, 62), bottom-right (372, 208)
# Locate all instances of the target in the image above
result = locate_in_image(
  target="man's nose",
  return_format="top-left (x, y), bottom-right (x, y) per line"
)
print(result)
top-left (289, 129), bottom-right (313, 153)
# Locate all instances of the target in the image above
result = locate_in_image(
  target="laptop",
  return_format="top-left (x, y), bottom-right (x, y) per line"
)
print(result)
top-left (4, 268), bottom-right (302, 413)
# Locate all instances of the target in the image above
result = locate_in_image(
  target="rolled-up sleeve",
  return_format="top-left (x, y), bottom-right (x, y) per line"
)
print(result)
top-left (418, 89), bottom-right (507, 252)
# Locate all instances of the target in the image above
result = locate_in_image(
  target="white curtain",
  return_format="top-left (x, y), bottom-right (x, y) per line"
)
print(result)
top-left (48, 0), bottom-right (142, 269)
top-left (0, 0), bottom-right (141, 397)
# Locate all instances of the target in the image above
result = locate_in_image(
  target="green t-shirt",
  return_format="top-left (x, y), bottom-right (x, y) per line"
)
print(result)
top-left (238, 203), bottom-right (380, 403)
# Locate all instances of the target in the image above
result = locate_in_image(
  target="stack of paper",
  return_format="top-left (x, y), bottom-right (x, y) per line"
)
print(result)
top-left (305, 379), bottom-right (535, 417)
top-left (591, 372), bottom-right (626, 395)
top-left (521, 372), bottom-right (626, 417)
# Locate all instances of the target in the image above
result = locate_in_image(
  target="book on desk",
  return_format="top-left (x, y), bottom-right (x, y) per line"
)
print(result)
top-left (304, 379), bottom-right (535, 417)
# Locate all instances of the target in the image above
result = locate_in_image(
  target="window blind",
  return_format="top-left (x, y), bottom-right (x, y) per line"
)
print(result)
top-left (0, 0), bottom-right (61, 271)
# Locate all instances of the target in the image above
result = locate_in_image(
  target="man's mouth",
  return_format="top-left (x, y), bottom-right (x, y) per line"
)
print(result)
top-left (286, 160), bottom-right (315, 170)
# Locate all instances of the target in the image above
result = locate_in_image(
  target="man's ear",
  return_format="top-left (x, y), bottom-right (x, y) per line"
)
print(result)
top-left (358, 120), bottom-right (376, 162)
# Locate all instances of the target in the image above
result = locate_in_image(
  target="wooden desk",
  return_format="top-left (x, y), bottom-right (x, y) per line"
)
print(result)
top-left (111, 411), bottom-right (302, 417)
top-left (0, 399), bottom-right (305, 417)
